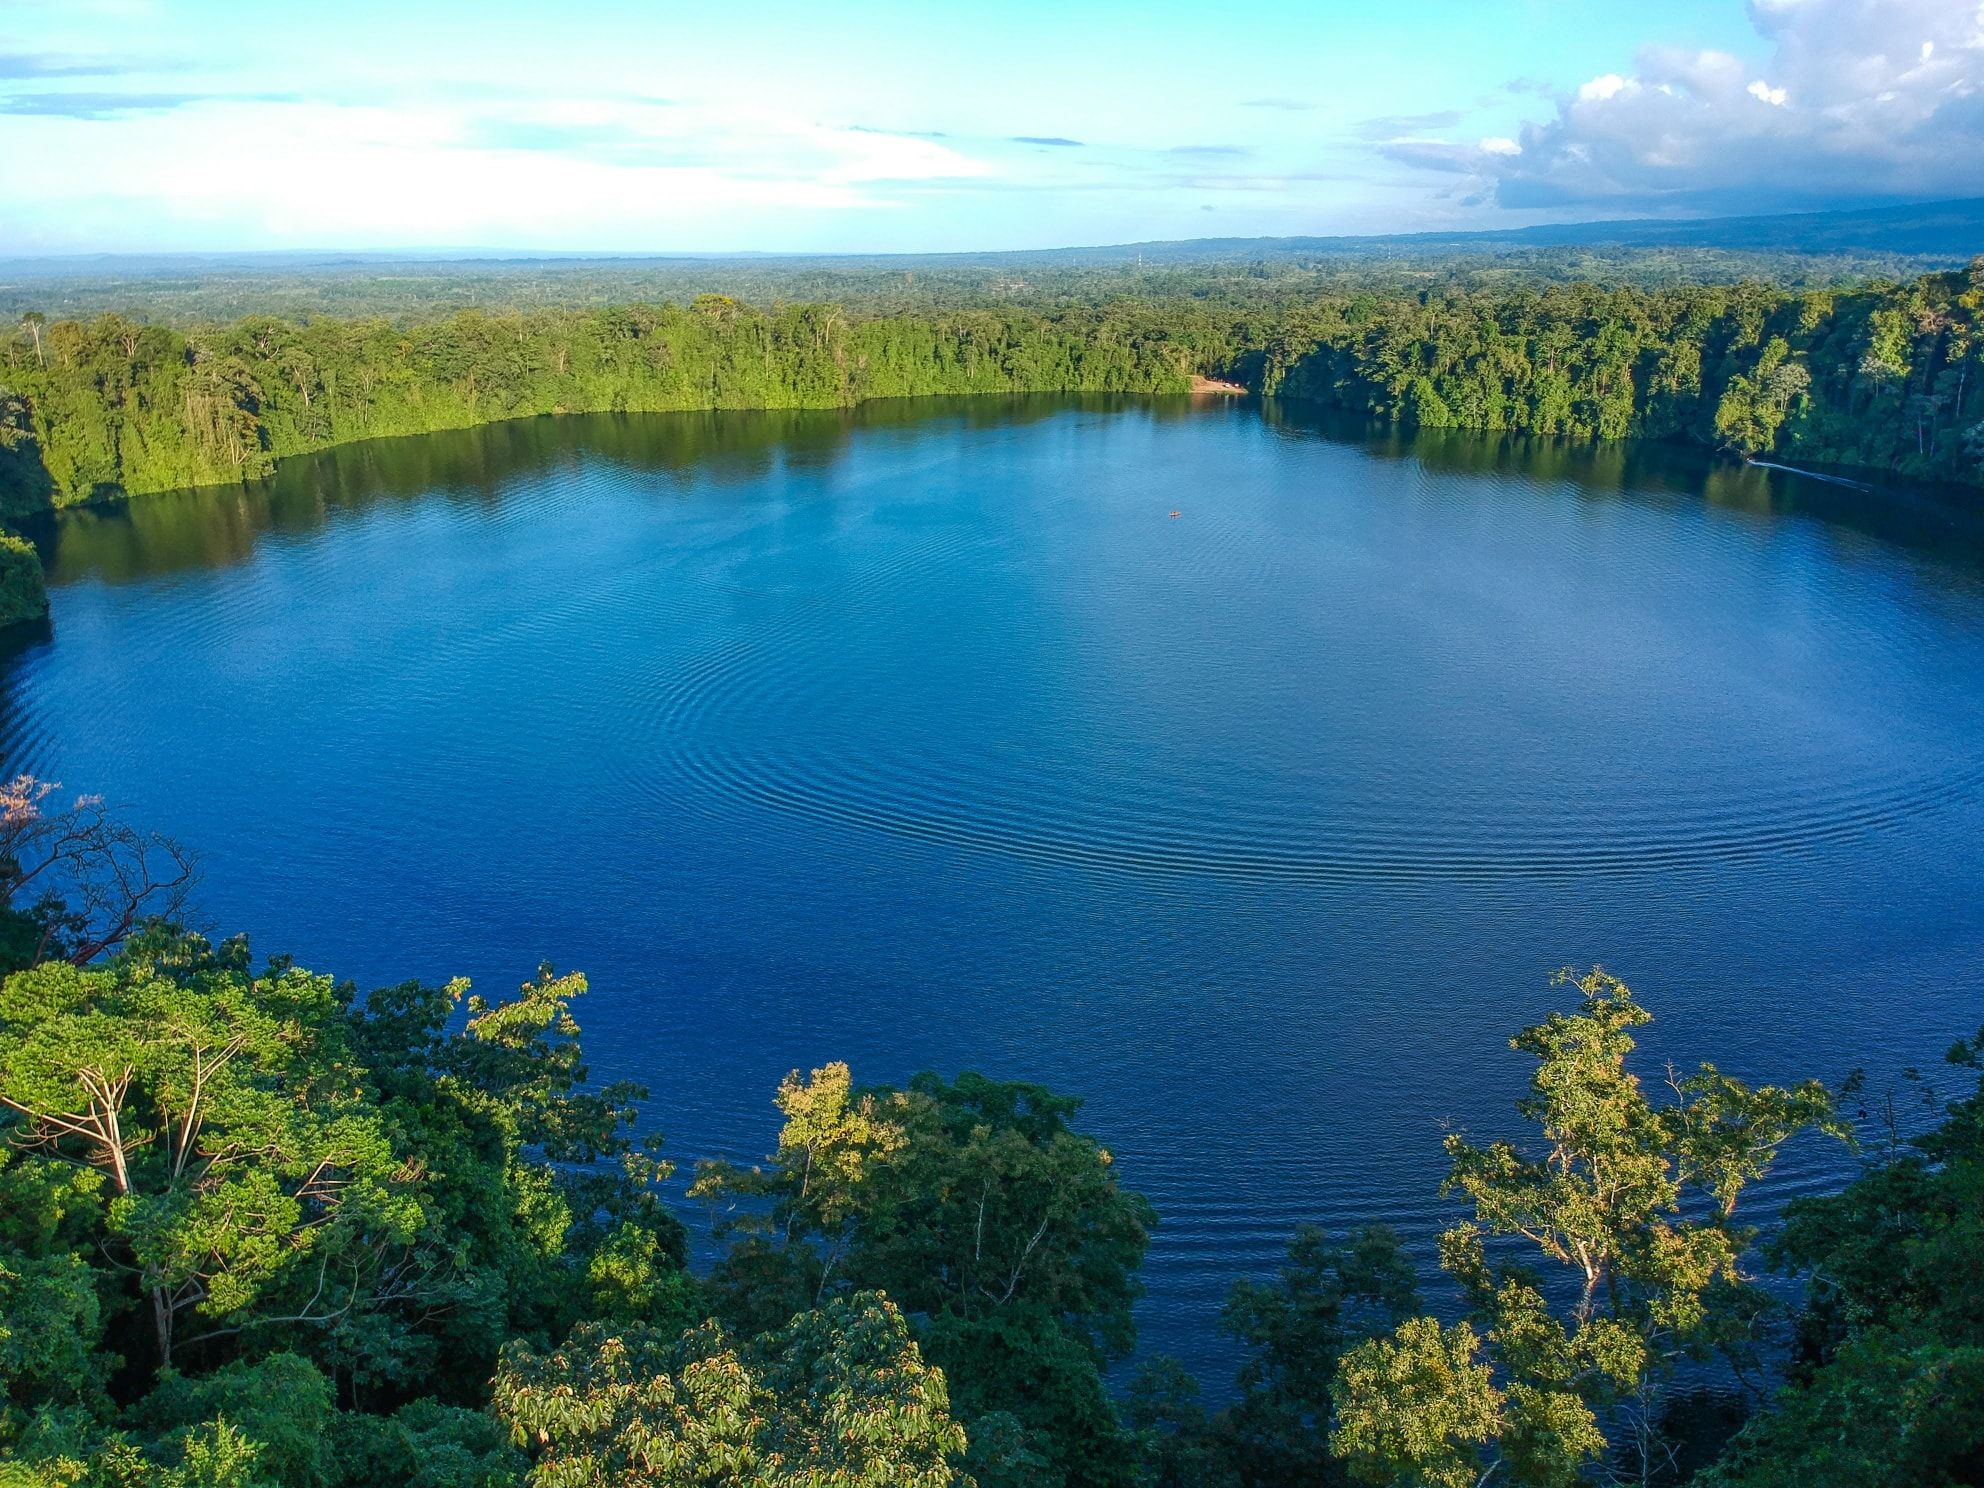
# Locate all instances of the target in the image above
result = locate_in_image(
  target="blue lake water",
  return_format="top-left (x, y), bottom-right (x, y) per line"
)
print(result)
top-left (8, 395), bottom-right (1984, 1387)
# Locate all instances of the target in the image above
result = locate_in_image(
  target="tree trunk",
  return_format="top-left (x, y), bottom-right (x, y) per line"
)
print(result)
top-left (153, 1286), bottom-right (173, 1370)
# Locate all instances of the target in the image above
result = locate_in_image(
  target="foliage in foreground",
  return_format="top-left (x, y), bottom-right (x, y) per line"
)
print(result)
top-left (0, 784), bottom-right (1979, 1487)
top-left (491, 1294), bottom-right (963, 1488)
top-left (1695, 1028), bottom-right (1984, 1488)
top-left (1330, 969), bottom-right (1846, 1488)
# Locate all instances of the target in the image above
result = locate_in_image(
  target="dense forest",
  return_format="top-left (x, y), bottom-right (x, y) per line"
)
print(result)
top-left (1253, 261), bottom-right (1984, 488)
top-left (0, 300), bottom-right (1207, 514)
top-left (3, 260), bottom-right (1983, 523)
top-left (0, 245), bottom-right (1955, 327)
top-left (11, 195), bottom-right (1984, 324)
top-left (0, 784), bottom-right (1978, 1488)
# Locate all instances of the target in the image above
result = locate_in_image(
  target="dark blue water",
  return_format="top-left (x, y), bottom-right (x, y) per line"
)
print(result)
top-left (8, 395), bottom-right (1984, 1388)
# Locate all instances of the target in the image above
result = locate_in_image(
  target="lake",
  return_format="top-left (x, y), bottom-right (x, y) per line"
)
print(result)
top-left (8, 394), bottom-right (1984, 1388)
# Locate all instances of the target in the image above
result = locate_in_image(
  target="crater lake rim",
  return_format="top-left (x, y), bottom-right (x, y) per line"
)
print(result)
top-left (7, 393), bottom-right (1982, 1387)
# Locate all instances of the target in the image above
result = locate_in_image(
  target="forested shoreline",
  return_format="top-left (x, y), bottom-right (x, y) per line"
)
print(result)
top-left (0, 784), bottom-right (1979, 1488)
top-left (2, 261), bottom-right (1983, 520)
top-left (0, 301), bottom-right (1204, 514)
top-left (1252, 261), bottom-right (1984, 488)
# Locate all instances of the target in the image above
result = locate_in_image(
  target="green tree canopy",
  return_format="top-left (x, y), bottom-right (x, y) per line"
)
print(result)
top-left (1331, 969), bottom-right (1844, 1488)
top-left (695, 1065), bottom-right (1155, 1488)
top-left (1697, 1026), bottom-right (1984, 1488)
top-left (491, 1292), bottom-right (965, 1488)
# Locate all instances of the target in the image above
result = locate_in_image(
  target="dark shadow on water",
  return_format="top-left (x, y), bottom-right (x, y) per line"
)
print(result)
top-left (1261, 399), bottom-right (1984, 574)
top-left (43, 394), bottom-right (1177, 587)
top-left (38, 392), bottom-right (1984, 592)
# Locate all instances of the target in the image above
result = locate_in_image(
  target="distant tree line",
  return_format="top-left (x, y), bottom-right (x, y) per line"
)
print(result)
top-left (7, 204), bottom-right (1979, 325)
top-left (0, 785), bottom-right (1978, 1488)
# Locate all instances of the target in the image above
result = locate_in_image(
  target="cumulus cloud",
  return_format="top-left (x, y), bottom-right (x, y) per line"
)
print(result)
top-left (1385, 0), bottom-right (1984, 211)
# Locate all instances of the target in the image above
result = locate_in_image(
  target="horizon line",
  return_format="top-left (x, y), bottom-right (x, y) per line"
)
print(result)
top-left (4, 194), bottom-right (1980, 269)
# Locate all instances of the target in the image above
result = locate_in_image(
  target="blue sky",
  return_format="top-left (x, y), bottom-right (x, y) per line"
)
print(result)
top-left (1, 0), bottom-right (1979, 254)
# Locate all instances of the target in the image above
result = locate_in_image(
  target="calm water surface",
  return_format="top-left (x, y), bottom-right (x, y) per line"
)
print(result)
top-left (9, 396), bottom-right (1984, 1386)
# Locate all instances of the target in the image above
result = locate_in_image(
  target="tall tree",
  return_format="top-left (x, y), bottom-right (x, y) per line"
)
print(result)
top-left (696, 1067), bottom-right (1154, 1488)
top-left (0, 937), bottom-right (422, 1371)
top-left (1332, 969), bottom-right (1843, 1488)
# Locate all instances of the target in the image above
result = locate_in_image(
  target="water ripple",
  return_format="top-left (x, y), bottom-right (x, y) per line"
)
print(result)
top-left (620, 639), bottom-right (1984, 886)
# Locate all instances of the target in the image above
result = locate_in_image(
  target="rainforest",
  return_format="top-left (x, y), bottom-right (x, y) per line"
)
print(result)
top-left (1, 240), bottom-right (1983, 1488)
top-left (10, 0), bottom-right (1984, 1479)
top-left (3, 260), bottom-right (1984, 522)
top-left (2, 372), bottom-right (1982, 1486)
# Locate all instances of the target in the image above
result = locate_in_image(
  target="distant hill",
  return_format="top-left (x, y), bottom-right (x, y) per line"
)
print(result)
top-left (998, 198), bottom-right (1984, 265)
top-left (1491, 198), bottom-right (1984, 255)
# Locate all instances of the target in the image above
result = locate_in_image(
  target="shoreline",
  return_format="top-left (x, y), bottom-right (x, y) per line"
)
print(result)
top-left (22, 389), bottom-right (1975, 525)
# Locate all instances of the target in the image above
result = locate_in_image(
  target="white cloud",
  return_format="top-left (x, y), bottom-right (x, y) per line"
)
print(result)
top-left (1382, 0), bottom-right (1984, 212)
top-left (1479, 135), bottom-right (1522, 155)
top-left (0, 96), bottom-right (996, 250)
